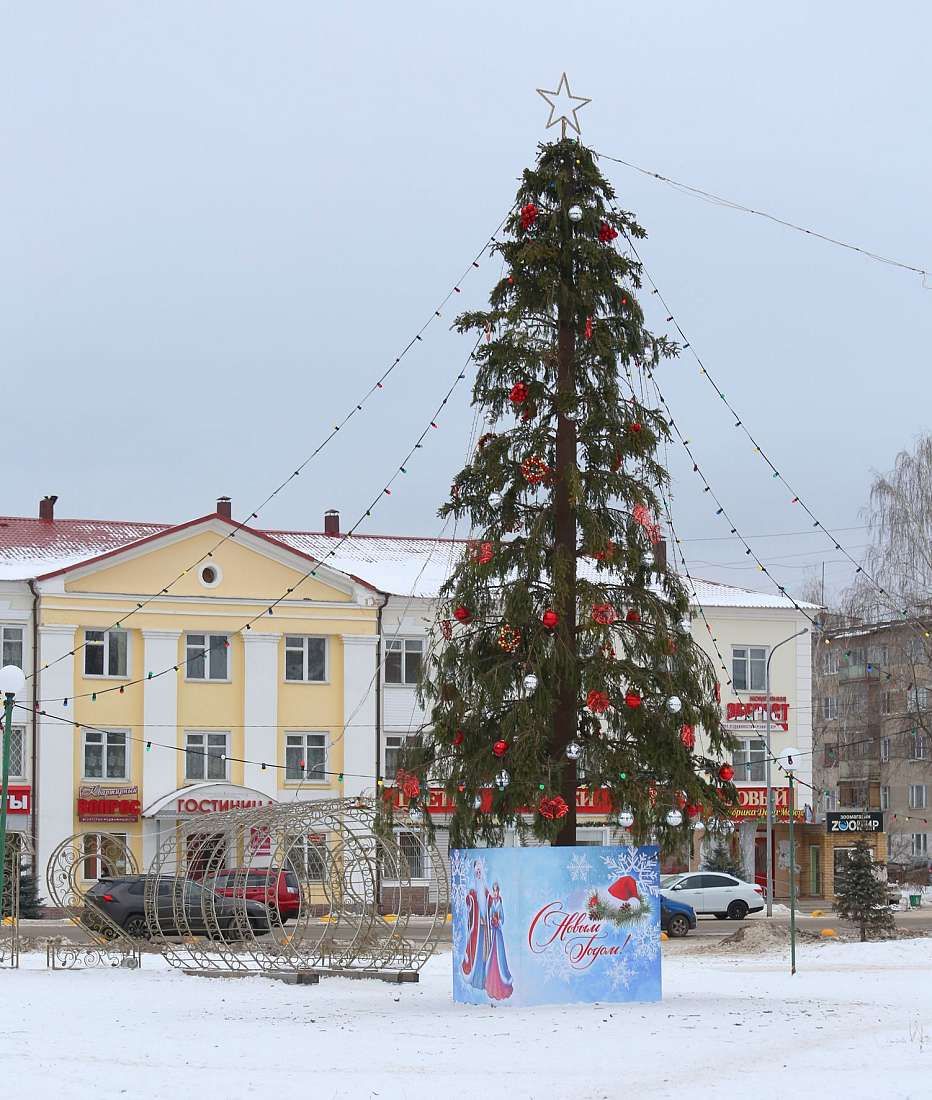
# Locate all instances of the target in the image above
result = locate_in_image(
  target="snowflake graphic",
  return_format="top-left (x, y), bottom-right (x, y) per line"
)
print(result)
top-left (608, 956), bottom-right (634, 991)
top-left (537, 943), bottom-right (577, 984)
top-left (630, 919), bottom-right (660, 963)
top-left (600, 848), bottom-right (660, 897)
top-left (566, 852), bottom-right (592, 883)
top-left (449, 849), bottom-right (470, 914)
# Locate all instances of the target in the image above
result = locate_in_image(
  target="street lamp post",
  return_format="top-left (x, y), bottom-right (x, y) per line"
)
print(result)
top-left (764, 628), bottom-right (808, 917)
top-left (780, 746), bottom-right (803, 975)
top-left (0, 665), bottom-right (26, 919)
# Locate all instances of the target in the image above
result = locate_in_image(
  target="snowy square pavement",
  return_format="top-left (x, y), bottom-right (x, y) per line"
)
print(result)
top-left (2, 939), bottom-right (930, 1099)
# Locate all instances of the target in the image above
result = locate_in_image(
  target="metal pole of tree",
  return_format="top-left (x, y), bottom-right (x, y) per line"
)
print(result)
top-left (788, 773), bottom-right (797, 975)
top-left (765, 629), bottom-right (808, 917)
top-left (0, 666), bottom-right (26, 918)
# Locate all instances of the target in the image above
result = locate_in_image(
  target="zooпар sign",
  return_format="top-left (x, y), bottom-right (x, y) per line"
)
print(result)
top-left (826, 811), bottom-right (884, 834)
top-left (452, 845), bottom-right (661, 1007)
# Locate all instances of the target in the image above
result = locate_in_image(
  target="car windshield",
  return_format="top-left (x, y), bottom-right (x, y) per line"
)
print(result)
top-left (660, 875), bottom-right (682, 887)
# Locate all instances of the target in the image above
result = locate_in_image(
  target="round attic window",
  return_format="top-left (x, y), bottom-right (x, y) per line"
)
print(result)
top-left (198, 563), bottom-right (222, 588)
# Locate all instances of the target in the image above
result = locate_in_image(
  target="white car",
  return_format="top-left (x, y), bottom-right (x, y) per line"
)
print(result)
top-left (660, 872), bottom-right (765, 920)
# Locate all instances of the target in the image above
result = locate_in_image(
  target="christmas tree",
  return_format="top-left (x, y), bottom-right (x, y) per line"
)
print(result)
top-left (400, 137), bottom-right (735, 848)
top-left (834, 840), bottom-right (895, 942)
top-left (17, 862), bottom-right (44, 919)
top-left (702, 839), bottom-right (748, 882)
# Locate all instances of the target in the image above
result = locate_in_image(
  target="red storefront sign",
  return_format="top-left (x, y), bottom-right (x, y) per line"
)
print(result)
top-left (390, 786), bottom-right (616, 816)
top-left (733, 786), bottom-right (804, 821)
top-left (5, 785), bottom-right (30, 815)
top-left (723, 695), bottom-right (789, 733)
top-left (77, 783), bottom-right (140, 823)
top-left (176, 797), bottom-right (276, 815)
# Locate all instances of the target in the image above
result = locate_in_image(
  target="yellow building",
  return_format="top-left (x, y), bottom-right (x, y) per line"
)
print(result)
top-left (32, 501), bottom-right (382, 876)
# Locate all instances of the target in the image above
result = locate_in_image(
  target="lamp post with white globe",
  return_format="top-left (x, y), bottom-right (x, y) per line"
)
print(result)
top-left (0, 664), bottom-right (26, 914)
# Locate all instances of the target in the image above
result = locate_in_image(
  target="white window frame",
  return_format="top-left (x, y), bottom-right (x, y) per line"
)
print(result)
top-left (82, 728), bottom-right (129, 781)
top-left (911, 732), bottom-right (929, 761)
top-left (911, 833), bottom-right (929, 858)
top-left (81, 832), bottom-right (129, 881)
top-left (824, 789), bottom-right (837, 811)
top-left (384, 638), bottom-right (425, 686)
top-left (6, 725), bottom-right (26, 780)
top-left (390, 829), bottom-right (429, 882)
top-left (576, 826), bottom-right (611, 846)
top-left (283, 636), bottom-right (328, 683)
top-left (880, 737), bottom-right (891, 763)
top-left (732, 645), bottom-right (768, 692)
top-left (83, 628), bottom-right (128, 679)
top-left (185, 633), bottom-right (230, 682)
top-left (909, 785), bottom-right (928, 810)
top-left (286, 832), bottom-right (328, 882)
top-left (822, 648), bottom-right (839, 675)
top-left (0, 625), bottom-right (24, 670)
top-left (285, 732), bottom-right (328, 784)
top-left (913, 687), bottom-right (929, 712)
top-left (732, 736), bottom-right (767, 783)
top-left (822, 696), bottom-right (838, 721)
top-left (880, 786), bottom-right (890, 811)
top-left (184, 731), bottom-right (230, 782)
top-left (881, 691), bottom-right (893, 716)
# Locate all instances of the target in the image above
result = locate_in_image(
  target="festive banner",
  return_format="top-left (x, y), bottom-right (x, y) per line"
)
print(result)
top-left (451, 845), bottom-right (661, 1007)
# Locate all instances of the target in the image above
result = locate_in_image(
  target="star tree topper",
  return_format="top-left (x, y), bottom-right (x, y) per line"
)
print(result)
top-left (536, 73), bottom-right (591, 138)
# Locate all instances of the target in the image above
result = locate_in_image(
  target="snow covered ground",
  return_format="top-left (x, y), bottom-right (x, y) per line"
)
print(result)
top-left (2, 939), bottom-right (930, 1099)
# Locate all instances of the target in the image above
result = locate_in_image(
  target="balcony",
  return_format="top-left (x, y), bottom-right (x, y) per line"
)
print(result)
top-left (838, 754), bottom-right (881, 783)
top-left (838, 663), bottom-right (880, 684)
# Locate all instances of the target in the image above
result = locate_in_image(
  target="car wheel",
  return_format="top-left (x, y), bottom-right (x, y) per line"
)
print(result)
top-left (667, 913), bottom-right (690, 938)
top-left (727, 900), bottom-right (749, 920)
top-left (123, 914), bottom-right (149, 939)
top-left (713, 913), bottom-right (728, 920)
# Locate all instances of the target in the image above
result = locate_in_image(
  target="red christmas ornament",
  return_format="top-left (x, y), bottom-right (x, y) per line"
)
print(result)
top-left (584, 316), bottom-right (593, 340)
top-left (492, 739), bottom-right (509, 757)
top-left (680, 724), bottom-right (695, 751)
top-left (453, 605), bottom-right (472, 624)
top-left (587, 689), bottom-right (611, 715)
top-left (470, 540), bottom-right (494, 565)
top-left (607, 876), bottom-right (639, 902)
top-left (521, 456), bottom-right (550, 485)
top-left (686, 802), bottom-right (702, 818)
top-left (633, 503), bottom-right (662, 545)
top-left (629, 422), bottom-right (642, 434)
top-left (625, 609), bottom-right (641, 624)
top-left (718, 763), bottom-right (735, 783)
top-left (541, 609), bottom-right (559, 630)
top-left (509, 381), bottom-right (529, 405)
top-left (396, 770), bottom-right (420, 799)
top-left (624, 691), bottom-right (642, 710)
top-left (452, 730), bottom-right (465, 747)
top-left (675, 791), bottom-right (687, 809)
top-left (714, 682), bottom-right (722, 703)
top-left (594, 540), bottom-right (616, 562)
top-left (591, 603), bottom-right (617, 626)
top-left (598, 221), bottom-right (619, 243)
top-left (539, 795), bottom-right (569, 820)
top-left (440, 619), bottom-right (453, 641)
top-left (520, 202), bottom-right (539, 231)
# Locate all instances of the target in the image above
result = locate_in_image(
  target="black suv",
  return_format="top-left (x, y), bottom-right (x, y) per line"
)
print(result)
top-left (83, 875), bottom-right (272, 940)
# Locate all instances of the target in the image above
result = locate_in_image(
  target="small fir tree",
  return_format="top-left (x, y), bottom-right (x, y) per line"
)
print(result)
top-left (399, 139), bottom-right (735, 848)
top-left (17, 862), bottom-right (44, 919)
top-left (834, 840), bottom-right (895, 941)
top-left (703, 840), bottom-right (748, 882)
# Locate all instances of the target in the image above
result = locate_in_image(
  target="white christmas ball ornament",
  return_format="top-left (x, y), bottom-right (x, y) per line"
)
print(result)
top-left (691, 819), bottom-right (706, 832)
top-left (665, 809), bottom-right (683, 827)
top-left (523, 673), bottom-right (539, 693)
top-left (618, 809), bottom-right (635, 829)
top-left (565, 741), bottom-right (582, 760)
top-left (641, 550), bottom-right (655, 569)
top-left (472, 794), bottom-right (483, 810)
top-left (568, 204), bottom-right (583, 222)
top-left (488, 492), bottom-right (503, 507)
top-left (677, 616), bottom-right (692, 634)
top-left (666, 695), bottom-right (683, 715)
top-left (408, 806), bottom-right (425, 824)
top-left (494, 770), bottom-right (511, 790)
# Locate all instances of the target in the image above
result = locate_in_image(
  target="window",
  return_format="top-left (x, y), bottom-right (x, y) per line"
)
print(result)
top-left (732, 737), bottom-right (766, 782)
top-left (821, 648), bottom-right (839, 675)
top-left (0, 625), bottom-right (23, 670)
top-left (909, 785), bottom-right (928, 809)
top-left (82, 729), bottom-right (127, 780)
top-left (881, 737), bottom-right (891, 762)
top-left (701, 874), bottom-right (738, 889)
top-left (385, 735), bottom-right (406, 777)
top-left (284, 636), bottom-right (327, 682)
top-left (868, 644), bottom-right (888, 667)
top-left (911, 833), bottom-right (929, 858)
top-left (287, 833), bottom-right (327, 882)
top-left (82, 832), bottom-right (128, 880)
top-left (880, 786), bottom-right (890, 811)
top-left (881, 691), bottom-right (893, 716)
top-left (732, 646), bottom-right (768, 692)
top-left (184, 731), bottom-right (229, 781)
top-left (822, 696), bottom-right (838, 721)
top-left (824, 789), bottom-right (837, 811)
top-left (398, 832), bottom-right (426, 879)
top-left (385, 638), bottom-right (424, 685)
top-left (186, 634), bottom-right (229, 681)
top-left (912, 687), bottom-right (929, 712)
top-left (84, 629), bottom-right (127, 678)
top-left (911, 732), bottom-right (928, 761)
top-left (845, 646), bottom-right (866, 667)
top-left (285, 733), bottom-right (327, 782)
top-left (7, 725), bottom-right (25, 779)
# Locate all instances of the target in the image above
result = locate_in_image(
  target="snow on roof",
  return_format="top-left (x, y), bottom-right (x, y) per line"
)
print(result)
top-left (0, 513), bottom-right (811, 611)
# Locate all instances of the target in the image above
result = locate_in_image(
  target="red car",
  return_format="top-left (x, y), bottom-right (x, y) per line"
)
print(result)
top-left (209, 868), bottom-right (300, 922)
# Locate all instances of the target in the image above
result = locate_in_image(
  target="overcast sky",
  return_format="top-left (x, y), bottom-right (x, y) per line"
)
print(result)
top-left (2, 2), bottom-right (930, 603)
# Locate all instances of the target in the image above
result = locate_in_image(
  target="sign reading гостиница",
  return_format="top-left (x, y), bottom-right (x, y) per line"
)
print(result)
top-left (451, 845), bottom-right (661, 1007)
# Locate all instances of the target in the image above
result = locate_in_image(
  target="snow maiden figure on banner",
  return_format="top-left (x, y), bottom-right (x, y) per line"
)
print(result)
top-left (461, 860), bottom-right (513, 1000)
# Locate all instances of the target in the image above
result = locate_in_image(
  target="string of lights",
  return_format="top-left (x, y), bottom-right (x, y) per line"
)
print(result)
top-left (34, 335), bottom-right (484, 707)
top-left (28, 212), bottom-right (512, 686)
top-left (595, 148), bottom-right (931, 285)
top-left (620, 230), bottom-right (931, 643)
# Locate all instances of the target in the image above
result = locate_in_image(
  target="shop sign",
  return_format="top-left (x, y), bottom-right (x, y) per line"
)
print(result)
top-left (5, 785), bottom-right (30, 815)
top-left (77, 783), bottom-right (140, 823)
top-left (826, 811), bottom-right (883, 834)
top-left (723, 695), bottom-right (789, 733)
top-left (176, 796), bottom-right (276, 815)
top-left (732, 786), bottom-right (804, 821)
top-left (391, 786), bottom-right (615, 816)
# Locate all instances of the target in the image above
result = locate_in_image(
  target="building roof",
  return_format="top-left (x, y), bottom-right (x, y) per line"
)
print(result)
top-left (0, 510), bottom-right (813, 611)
